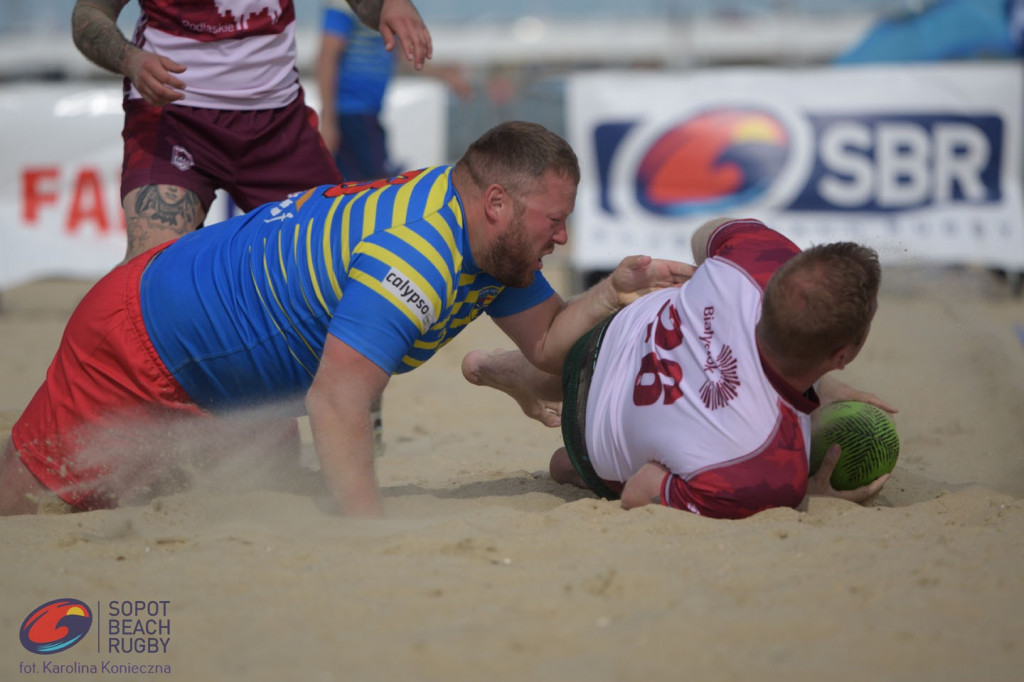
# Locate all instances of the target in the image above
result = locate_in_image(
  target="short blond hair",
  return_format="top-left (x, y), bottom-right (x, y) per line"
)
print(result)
top-left (759, 242), bottom-right (880, 369)
top-left (456, 121), bottom-right (580, 197)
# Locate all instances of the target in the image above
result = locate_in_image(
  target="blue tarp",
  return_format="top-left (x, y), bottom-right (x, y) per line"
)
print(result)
top-left (836, 0), bottom-right (1023, 63)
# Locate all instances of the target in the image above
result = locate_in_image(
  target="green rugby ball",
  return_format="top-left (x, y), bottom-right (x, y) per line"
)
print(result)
top-left (809, 400), bottom-right (900, 490)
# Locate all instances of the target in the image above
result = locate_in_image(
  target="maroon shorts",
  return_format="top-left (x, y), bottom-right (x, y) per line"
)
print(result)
top-left (121, 89), bottom-right (343, 213)
top-left (11, 243), bottom-right (204, 510)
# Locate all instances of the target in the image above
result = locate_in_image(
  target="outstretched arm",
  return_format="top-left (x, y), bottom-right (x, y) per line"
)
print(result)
top-left (464, 255), bottom-right (693, 425)
top-left (72, 0), bottom-right (186, 106)
top-left (496, 255), bottom-right (695, 375)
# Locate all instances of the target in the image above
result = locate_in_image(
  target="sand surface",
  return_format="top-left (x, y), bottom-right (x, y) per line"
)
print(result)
top-left (1, 260), bottom-right (1022, 681)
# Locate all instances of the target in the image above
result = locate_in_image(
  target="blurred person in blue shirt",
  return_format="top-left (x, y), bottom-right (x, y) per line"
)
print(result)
top-left (316, 0), bottom-right (471, 181)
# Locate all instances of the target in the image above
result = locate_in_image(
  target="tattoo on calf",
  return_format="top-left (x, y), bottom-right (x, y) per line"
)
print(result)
top-left (134, 185), bottom-right (201, 231)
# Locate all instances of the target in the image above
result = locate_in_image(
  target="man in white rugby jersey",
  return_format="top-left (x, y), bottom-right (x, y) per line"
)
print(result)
top-left (462, 217), bottom-right (896, 519)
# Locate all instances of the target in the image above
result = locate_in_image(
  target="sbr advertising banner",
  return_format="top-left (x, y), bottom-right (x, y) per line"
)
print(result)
top-left (566, 63), bottom-right (1024, 271)
top-left (0, 79), bottom-right (447, 291)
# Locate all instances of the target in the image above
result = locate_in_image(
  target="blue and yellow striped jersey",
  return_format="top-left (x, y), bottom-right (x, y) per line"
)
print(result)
top-left (139, 166), bottom-right (555, 411)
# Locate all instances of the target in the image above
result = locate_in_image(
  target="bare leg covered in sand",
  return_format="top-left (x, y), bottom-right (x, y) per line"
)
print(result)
top-left (461, 349), bottom-right (563, 427)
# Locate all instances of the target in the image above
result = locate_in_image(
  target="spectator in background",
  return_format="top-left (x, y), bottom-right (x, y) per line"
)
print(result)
top-left (317, 0), bottom-right (471, 181)
top-left (71, 0), bottom-right (433, 262)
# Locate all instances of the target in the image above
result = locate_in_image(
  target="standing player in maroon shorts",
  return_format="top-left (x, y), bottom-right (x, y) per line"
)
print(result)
top-left (71, 0), bottom-right (433, 262)
top-left (71, 0), bottom-right (433, 455)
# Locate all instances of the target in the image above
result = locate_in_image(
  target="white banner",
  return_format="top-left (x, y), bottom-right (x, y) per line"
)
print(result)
top-left (567, 63), bottom-right (1024, 271)
top-left (0, 78), bottom-right (447, 291)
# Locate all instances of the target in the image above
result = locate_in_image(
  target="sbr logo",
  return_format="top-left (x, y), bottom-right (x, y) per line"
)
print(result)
top-left (19, 599), bottom-right (93, 655)
top-left (590, 108), bottom-right (1004, 218)
top-left (594, 108), bottom-right (790, 217)
top-left (788, 114), bottom-right (1003, 211)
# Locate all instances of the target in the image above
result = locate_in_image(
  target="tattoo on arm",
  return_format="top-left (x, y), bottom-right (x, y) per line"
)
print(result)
top-left (71, 0), bottom-right (133, 75)
top-left (345, 0), bottom-right (384, 30)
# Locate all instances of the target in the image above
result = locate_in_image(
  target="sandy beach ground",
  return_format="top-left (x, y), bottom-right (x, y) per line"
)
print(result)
top-left (1, 257), bottom-right (1022, 681)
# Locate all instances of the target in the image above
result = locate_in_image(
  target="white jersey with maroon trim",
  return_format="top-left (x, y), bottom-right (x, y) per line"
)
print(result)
top-left (130, 0), bottom-right (299, 109)
top-left (584, 219), bottom-right (818, 518)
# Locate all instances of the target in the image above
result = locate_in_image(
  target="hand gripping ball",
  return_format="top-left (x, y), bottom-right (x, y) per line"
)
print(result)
top-left (809, 401), bottom-right (900, 490)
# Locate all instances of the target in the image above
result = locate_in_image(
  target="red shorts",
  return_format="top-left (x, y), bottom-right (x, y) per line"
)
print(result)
top-left (11, 244), bottom-right (203, 510)
top-left (121, 89), bottom-right (343, 212)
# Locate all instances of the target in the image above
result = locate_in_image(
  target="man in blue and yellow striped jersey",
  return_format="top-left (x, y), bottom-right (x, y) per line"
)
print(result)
top-left (1, 121), bottom-right (693, 517)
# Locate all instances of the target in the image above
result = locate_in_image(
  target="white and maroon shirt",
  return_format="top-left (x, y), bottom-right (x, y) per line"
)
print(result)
top-left (585, 219), bottom-right (818, 519)
top-left (130, 0), bottom-right (299, 109)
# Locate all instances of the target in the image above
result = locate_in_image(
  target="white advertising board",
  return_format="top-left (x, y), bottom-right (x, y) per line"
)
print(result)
top-left (0, 78), bottom-right (447, 291)
top-left (567, 63), bottom-right (1024, 271)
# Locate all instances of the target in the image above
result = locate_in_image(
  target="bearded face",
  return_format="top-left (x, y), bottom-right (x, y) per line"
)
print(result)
top-left (484, 199), bottom-right (537, 288)
top-left (477, 170), bottom-right (576, 288)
